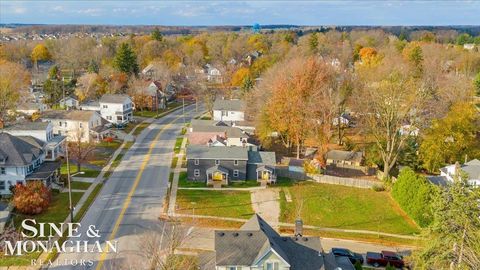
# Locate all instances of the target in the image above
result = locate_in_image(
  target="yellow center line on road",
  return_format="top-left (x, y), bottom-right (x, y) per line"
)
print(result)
top-left (96, 114), bottom-right (183, 270)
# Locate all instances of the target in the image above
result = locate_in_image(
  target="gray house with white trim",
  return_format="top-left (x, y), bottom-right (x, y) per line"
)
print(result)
top-left (186, 146), bottom-right (277, 185)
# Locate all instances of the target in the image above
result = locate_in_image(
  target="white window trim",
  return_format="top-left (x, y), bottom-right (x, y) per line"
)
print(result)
top-left (194, 159), bottom-right (199, 165)
top-left (215, 160), bottom-right (220, 165)
top-left (194, 169), bottom-right (200, 177)
top-left (234, 160), bottom-right (238, 166)
top-left (233, 170), bottom-right (239, 177)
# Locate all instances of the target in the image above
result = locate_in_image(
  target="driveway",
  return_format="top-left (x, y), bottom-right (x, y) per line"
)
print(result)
top-left (250, 188), bottom-right (280, 227)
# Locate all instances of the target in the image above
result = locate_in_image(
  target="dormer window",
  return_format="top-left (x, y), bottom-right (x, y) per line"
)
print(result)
top-left (0, 167), bottom-right (5, 174)
top-left (266, 261), bottom-right (279, 270)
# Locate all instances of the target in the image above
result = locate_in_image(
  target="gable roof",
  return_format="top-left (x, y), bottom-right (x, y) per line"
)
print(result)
top-left (0, 133), bottom-right (45, 166)
top-left (186, 145), bottom-right (248, 160)
top-left (326, 150), bottom-right (363, 163)
top-left (41, 110), bottom-right (98, 122)
top-left (5, 121), bottom-right (50, 131)
top-left (462, 159), bottom-right (480, 179)
top-left (214, 214), bottom-right (326, 270)
top-left (213, 99), bottom-right (245, 112)
top-left (99, 94), bottom-right (131, 104)
top-left (248, 151), bottom-right (276, 166)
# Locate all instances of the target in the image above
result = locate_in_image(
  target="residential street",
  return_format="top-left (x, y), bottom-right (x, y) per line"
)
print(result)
top-left (51, 104), bottom-right (199, 270)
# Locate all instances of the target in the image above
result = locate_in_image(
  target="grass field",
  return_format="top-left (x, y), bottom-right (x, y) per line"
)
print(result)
top-left (70, 181), bottom-right (92, 190)
top-left (60, 164), bottom-right (100, 178)
top-left (133, 122), bottom-right (151, 136)
top-left (280, 182), bottom-right (420, 235)
top-left (171, 156), bottom-right (178, 169)
top-left (178, 172), bottom-right (206, 187)
top-left (229, 180), bottom-right (261, 188)
top-left (133, 110), bottom-right (158, 118)
top-left (176, 190), bottom-right (254, 219)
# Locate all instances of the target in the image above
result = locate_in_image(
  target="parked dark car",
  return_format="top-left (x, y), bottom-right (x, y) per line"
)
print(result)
top-left (366, 250), bottom-right (405, 268)
top-left (331, 248), bottom-right (364, 264)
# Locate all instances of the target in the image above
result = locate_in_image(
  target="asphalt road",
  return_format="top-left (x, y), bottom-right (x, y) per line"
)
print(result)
top-left (51, 104), bottom-right (200, 270)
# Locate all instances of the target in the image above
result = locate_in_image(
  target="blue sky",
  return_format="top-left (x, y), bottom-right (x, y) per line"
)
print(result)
top-left (1, 1), bottom-right (479, 26)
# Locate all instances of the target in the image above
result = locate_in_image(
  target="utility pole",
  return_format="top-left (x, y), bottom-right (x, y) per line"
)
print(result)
top-left (182, 97), bottom-right (185, 125)
top-left (65, 144), bottom-right (74, 223)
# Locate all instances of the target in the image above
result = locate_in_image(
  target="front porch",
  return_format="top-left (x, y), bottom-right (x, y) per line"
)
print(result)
top-left (25, 161), bottom-right (62, 187)
top-left (206, 165), bottom-right (229, 187)
top-left (45, 135), bottom-right (66, 161)
top-left (256, 165), bottom-right (277, 184)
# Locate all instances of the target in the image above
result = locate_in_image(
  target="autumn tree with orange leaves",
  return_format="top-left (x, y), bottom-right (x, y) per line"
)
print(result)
top-left (252, 56), bottom-right (337, 158)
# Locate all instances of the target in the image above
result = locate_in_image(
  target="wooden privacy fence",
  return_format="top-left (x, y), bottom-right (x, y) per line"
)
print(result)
top-left (307, 174), bottom-right (378, 189)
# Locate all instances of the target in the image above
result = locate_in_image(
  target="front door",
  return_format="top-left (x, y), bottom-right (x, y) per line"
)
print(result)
top-left (212, 171), bottom-right (225, 181)
top-left (261, 171), bottom-right (270, 180)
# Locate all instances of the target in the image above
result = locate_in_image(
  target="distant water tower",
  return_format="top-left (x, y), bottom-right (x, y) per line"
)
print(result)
top-left (252, 23), bottom-right (261, 33)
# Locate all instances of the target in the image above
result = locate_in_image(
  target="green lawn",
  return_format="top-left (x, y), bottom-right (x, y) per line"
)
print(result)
top-left (174, 137), bottom-right (184, 154)
top-left (176, 190), bottom-right (254, 219)
top-left (70, 181), bottom-right (92, 190)
top-left (97, 140), bottom-right (122, 150)
top-left (60, 164), bottom-right (100, 178)
top-left (171, 156), bottom-right (178, 169)
top-left (0, 252), bottom-right (41, 267)
top-left (178, 172), bottom-right (206, 188)
top-left (229, 180), bottom-right (261, 188)
top-left (134, 110), bottom-right (158, 118)
top-left (133, 122), bottom-right (151, 136)
top-left (280, 182), bottom-right (420, 235)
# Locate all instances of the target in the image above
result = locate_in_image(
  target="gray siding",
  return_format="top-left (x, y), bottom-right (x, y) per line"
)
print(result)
top-left (187, 159), bottom-right (248, 182)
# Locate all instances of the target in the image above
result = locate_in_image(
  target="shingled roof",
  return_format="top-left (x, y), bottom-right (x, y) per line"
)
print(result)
top-left (0, 133), bottom-right (45, 167)
top-left (99, 94), bottom-right (131, 104)
top-left (213, 99), bottom-right (245, 111)
top-left (213, 214), bottom-right (327, 270)
top-left (186, 145), bottom-right (248, 160)
top-left (41, 110), bottom-right (98, 122)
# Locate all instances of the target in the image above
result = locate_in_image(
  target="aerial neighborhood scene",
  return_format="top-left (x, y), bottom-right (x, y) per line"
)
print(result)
top-left (1, 1), bottom-right (480, 269)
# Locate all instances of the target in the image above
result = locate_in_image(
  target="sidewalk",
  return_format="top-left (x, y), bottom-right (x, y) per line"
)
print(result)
top-left (168, 136), bottom-right (187, 216)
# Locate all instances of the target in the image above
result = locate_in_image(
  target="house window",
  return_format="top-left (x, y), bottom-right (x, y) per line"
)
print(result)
top-left (266, 262), bottom-right (279, 270)
top-left (227, 267), bottom-right (241, 270)
top-left (0, 180), bottom-right (5, 190)
top-left (194, 169), bottom-right (200, 177)
top-left (222, 110), bottom-right (228, 117)
top-left (215, 160), bottom-right (220, 165)
top-left (0, 167), bottom-right (5, 174)
top-left (64, 122), bottom-right (67, 127)
top-left (59, 121), bottom-right (62, 127)
top-left (107, 116), bottom-right (112, 120)
top-left (233, 170), bottom-right (239, 177)
top-left (103, 105), bottom-right (108, 108)
top-left (234, 160), bottom-right (238, 166)
top-left (194, 159), bottom-right (199, 165)
top-left (79, 123), bottom-right (83, 128)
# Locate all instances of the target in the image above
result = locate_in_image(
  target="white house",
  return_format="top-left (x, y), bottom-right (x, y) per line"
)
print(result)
top-left (41, 110), bottom-right (107, 143)
top-left (212, 99), bottom-right (245, 122)
top-left (4, 121), bottom-right (66, 161)
top-left (440, 159), bottom-right (480, 187)
top-left (59, 96), bottom-right (79, 110)
top-left (99, 94), bottom-right (133, 125)
top-left (0, 133), bottom-right (61, 195)
top-left (79, 100), bottom-right (100, 111)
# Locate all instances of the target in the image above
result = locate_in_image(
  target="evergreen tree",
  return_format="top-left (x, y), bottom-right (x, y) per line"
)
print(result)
top-left (474, 72), bottom-right (480, 96)
top-left (48, 65), bottom-right (59, 80)
top-left (241, 75), bottom-right (254, 95)
top-left (413, 173), bottom-right (480, 269)
top-left (151, 27), bottom-right (163, 41)
top-left (113, 43), bottom-right (139, 76)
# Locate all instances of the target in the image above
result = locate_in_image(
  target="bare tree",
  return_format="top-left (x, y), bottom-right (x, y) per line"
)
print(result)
top-left (0, 60), bottom-right (30, 126)
top-left (138, 221), bottom-right (197, 270)
top-left (68, 127), bottom-right (96, 173)
top-left (354, 56), bottom-right (425, 179)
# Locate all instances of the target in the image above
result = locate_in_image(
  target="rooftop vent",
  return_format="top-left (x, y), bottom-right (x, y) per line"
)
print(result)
top-left (218, 232), bottom-right (225, 237)
top-left (295, 219), bottom-right (303, 237)
top-left (247, 233), bottom-right (253, 237)
top-left (233, 232), bottom-right (239, 237)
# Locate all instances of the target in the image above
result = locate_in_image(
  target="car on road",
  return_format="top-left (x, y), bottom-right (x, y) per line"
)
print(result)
top-left (331, 247), bottom-right (364, 264)
top-left (366, 250), bottom-right (405, 268)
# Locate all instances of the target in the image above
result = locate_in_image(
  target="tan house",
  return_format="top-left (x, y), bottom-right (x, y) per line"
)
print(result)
top-left (40, 110), bottom-right (109, 143)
